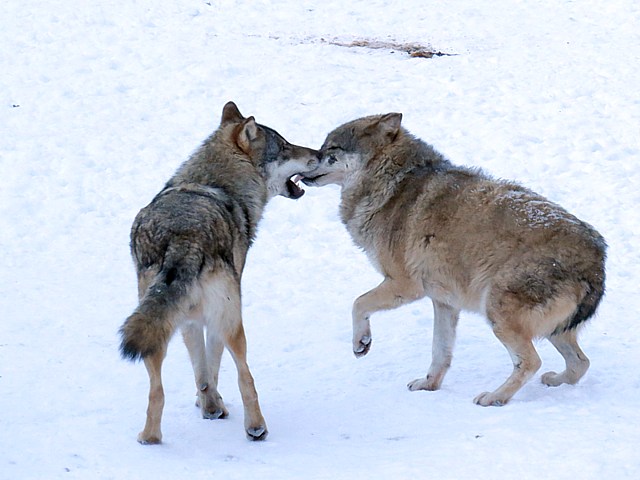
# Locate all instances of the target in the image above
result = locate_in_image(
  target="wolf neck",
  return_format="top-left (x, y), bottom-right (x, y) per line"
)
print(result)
top-left (165, 133), bottom-right (269, 236)
top-left (340, 132), bottom-right (450, 228)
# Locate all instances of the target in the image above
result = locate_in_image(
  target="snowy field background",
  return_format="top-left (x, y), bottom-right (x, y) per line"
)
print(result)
top-left (1, 0), bottom-right (639, 478)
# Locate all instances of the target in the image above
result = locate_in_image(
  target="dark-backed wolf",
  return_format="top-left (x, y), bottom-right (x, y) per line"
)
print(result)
top-left (302, 112), bottom-right (606, 406)
top-left (119, 101), bottom-right (319, 443)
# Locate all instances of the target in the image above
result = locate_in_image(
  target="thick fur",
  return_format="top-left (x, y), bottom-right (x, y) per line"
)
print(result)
top-left (119, 101), bottom-right (318, 443)
top-left (302, 113), bottom-right (606, 406)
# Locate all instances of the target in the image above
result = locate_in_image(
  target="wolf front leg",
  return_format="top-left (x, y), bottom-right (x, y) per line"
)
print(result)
top-left (351, 276), bottom-right (425, 357)
top-left (138, 345), bottom-right (167, 444)
top-left (408, 300), bottom-right (460, 391)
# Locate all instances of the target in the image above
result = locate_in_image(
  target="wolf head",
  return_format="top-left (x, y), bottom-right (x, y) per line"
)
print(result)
top-left (301, 113), bottom-right (403, 187)
top-left (221, 102), bottom-right (319, 199)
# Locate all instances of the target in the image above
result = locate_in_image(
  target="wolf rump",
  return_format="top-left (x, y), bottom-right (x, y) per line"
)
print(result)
top-left (302, 113), bottom-right (606, 406)
top-left (119, 101), bottom-right (318, 443)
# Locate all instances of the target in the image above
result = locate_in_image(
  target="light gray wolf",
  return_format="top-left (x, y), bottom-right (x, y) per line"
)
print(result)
top-left (119, 101), bottom-right (319, 443)
top-left (301, 112), bottom-right (606, 406)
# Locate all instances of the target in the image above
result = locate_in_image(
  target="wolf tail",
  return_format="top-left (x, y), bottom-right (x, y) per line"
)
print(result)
top-left (119, 245), bottom-right (204, 362)
top-left (562, 237), bottom-right (607, 333)
top-left (564, 272), bottom-right (606, 332)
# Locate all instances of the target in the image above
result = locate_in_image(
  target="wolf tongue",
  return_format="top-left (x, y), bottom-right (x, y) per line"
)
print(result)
top-left (286, 178), bottom-right (305, 199)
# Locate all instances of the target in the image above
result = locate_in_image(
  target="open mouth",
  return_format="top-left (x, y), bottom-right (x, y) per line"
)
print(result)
top-left (286, 175), bottom-right (305, 199)
top-left (300, 173), bottom-right (327, 185)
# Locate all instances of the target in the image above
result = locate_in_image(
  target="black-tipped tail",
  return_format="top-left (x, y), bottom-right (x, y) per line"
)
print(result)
top-left (559, 256), bottom-right (606, 335)
top-left (558, 231), bottom-right (607, 334)
top-left (563, 276), bottom-right (606, 332)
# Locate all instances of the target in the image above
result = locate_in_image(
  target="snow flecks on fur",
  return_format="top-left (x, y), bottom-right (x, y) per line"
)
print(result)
top-left (495, 189), bottom-right (582, 228)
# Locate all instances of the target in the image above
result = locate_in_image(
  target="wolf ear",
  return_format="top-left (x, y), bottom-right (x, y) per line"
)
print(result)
top-left (377, 113), bottom-right (402, 138)
top-left (236, 117), bottom-right (259, 154)
top-left (221, 101), bottom-right (245, 125)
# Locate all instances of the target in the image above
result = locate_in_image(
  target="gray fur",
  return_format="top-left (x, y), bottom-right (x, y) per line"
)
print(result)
top-left (119, 101), bottom-right (318, 443)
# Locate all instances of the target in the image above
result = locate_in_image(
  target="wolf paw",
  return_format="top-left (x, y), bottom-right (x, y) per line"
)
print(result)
top-left (196, 389), bottom-right (229, 419)
top-left (353, 335), bottom-right (372, 357)
top-left (473, 392), bottom-right (507, 407)
top-left (246, 425), bottom-right (268, 441)
top-left (137, 432), bottom-right (162, 445)
top-left (407, 376), bottom-right (441, 391)
top-left (202, 408), bottom-right (228, 420)
top-left (541, 371), bottom-right (563, 387)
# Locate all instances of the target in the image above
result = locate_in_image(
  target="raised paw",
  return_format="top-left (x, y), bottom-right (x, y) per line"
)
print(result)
top-left (473, 392), bottom-right (508, 407)
top-left (353, 334), bottom-right (372, 357)
top-left (246, 425), bottom-right (268, 441)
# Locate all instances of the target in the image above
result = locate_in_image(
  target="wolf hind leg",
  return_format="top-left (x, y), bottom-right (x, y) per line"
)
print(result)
top-left (209, 274), bottom-right (267, 441)
top-left (542, 329), bottom-right (590, 387)
top-left (474, 318), bottom-right (542, 406)
top-left (408, 301), bottom-right (459, 391)
top-left (138, 345), bottom-right (168, 444)
top-left (352, 276), bottom-right (425, 357)
top-left (224, 323), bottom-right (268, 441)
top-left (182, 321), bottom-right (228, 420)
top-left (206, 327), bottom-right (226, 393)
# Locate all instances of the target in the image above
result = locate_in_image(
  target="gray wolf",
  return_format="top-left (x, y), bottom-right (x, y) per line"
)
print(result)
top-left (119, 101), bottom-right (319, 443)
top-left (302, 112), bottom-right (606, 406)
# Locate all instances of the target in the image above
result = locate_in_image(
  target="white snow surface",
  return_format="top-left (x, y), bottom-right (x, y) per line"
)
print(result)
top-left (2, 0), bottom-right (639, 478)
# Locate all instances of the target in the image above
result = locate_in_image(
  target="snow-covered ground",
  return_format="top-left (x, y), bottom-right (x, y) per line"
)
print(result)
top-left (2, 0), bottom-right (639, 478)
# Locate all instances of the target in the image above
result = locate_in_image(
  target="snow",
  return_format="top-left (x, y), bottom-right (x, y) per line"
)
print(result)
top-left (1, 0), bottom-right (639, 478)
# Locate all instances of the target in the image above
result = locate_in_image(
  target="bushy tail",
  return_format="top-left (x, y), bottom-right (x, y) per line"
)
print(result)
top-left (119, 246), bottom-right (203, 362)
top-left (564, 272), bottom-right (606, 332)
top-left (562, 240), bottom-right (607, 333)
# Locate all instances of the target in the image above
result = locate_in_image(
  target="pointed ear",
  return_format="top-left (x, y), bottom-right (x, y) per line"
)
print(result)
top-left (221, 101), bottom-right (244, 125)
top-left (236, 117), bottom-right (259, 154)
top-left (377, 112), bottom-right (402, 138)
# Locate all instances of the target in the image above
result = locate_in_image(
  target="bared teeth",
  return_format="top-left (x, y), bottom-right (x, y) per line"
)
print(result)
top-left (286, 177), bottom-right (305, 198)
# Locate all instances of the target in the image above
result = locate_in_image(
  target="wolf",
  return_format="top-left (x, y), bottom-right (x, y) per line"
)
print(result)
top-left (302, 112), bottom-right (606, 406)
top-left (119, 101), bottom-right (319, 443)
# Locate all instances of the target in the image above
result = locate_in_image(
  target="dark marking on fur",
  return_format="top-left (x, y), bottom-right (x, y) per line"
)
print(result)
top-left (239, 203), bottom-right (253, 245)
top-left (423, 234), bottom-right (435, 246)
top-left (508, 257), bottom-right (596, 316)
top-left (165, 267), bottom-right (177, 286)
top-left (258, 124), bottom-right (287, 166)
